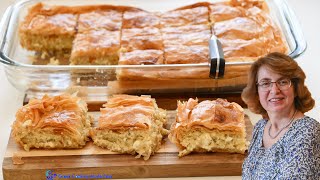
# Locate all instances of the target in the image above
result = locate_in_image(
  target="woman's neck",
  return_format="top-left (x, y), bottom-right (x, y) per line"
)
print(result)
top-left (267, 108), bottom-right (297, 129)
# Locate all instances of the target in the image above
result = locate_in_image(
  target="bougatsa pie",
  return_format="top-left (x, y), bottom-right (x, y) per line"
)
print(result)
top-left (169, 98), bottom-right (248, 157)
top-left (19, 1), bottom-right (288, 85)
top-left (12, 94), bottom-right (92, 151)
top-left (19, 1), bottom-right (288, 66)
top-left (90, 95), bottom-right (169, 160)
top-left (19, 3), bottom-right (78, 52)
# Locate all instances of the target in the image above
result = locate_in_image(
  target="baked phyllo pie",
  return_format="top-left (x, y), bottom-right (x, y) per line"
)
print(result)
top-left (117, 49), bottom-right (164, 80)
top-left (169, 98), bottom-right (247, 157)
top-left (161, 24), bottom-right (210, 35)
top-left (119, 49), bottom-right (164, 65)
top-left (213, 16), bottom-right (264, 40)
top-left (212, 6), bottom-right (288, 60)
top-left (90, 95), bottom-right (169, 160)
top-left (70, 29), bottom-right (120, 65)
top-left (12, 94), bottom-right (92, 151)
top-left (209, 3), bottom-right (245, 22)
top-left (219, 38), bottom-right (272, 59)
top-left (19, 3), bottom-right (77, 52)
top-left (164, 45), bottom-right (208, 64)
top-left (121, 27), bottom-right (163, 52)
top-left (123, 9), bottom-right (160, 29)
top-left (162, 26), bottom-right (210, 47)
top-left (160, 6), bottom-right (209, 27)
top-left (77, 10), bottom-right (122, 32)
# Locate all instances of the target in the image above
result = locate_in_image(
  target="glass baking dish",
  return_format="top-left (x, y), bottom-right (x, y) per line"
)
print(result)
top-left (0, 0), bottom-right (306, 99)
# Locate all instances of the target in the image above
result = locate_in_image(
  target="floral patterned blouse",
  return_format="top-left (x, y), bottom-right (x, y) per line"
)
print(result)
top-left (242, 116), bottom-right (320, 179)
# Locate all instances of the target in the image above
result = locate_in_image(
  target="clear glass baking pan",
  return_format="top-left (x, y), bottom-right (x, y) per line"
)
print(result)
top-left (0, 0), bottom-right (306, 99)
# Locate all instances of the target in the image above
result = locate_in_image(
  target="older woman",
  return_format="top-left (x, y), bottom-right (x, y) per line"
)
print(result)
top-left (241, 52), bottom-right (320, 179)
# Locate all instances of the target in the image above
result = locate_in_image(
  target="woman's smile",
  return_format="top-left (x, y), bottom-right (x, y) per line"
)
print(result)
top-left (268, 97), bottom-right (285, 103)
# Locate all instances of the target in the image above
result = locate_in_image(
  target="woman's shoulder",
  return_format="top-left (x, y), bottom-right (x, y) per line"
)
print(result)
top-left (253, 119), bottom-right (268, 130)
top-left (289, 116), bottom-right (320, 142)
top-left (293, 116), bottom-right (320, 132)
top-left (250, 119), bottom-right (267, 137)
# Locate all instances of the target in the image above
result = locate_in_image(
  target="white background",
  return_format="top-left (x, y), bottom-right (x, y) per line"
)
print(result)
top-left (0, 0), bottom-right (319, 179)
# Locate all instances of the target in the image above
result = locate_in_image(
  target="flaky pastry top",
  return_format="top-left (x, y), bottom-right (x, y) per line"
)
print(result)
top-left (119, 49), bottom-right (164, 65)
top-left (123, 9), bottom-right (161, 29)
top-left (71, 29), bottom-right (120, 58)
top-left (174, 98), bottom-right (245, 132)
top-left (13, 94), bottom-right (88, 135)
top-left (20, 13), bottom-right (77, 35)
top-left (160, 6), bottom-right (209, 27)
top-left (78, 10), bottom-right (122, 32)
top-left (98, 95), bottom-right (158, 130)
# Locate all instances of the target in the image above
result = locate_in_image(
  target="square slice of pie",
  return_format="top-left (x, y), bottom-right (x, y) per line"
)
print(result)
top-left (117, 49), bottom-right (164, 80)
top-left (70, 29), bottom-right (120, 65)
top-left (123, 9), bottom-right (160, 29)
top-left (118, 49), bottom-right (164, 65)
top-left (161, 24), bottom-right (210, 47)
top-left (77, 10), bottom-right (122, 32)
top-left (90, 95), bottom-right (168, 160)
top-left (160, 6), bottom-right (209, 28)
top-left (169, 98), bottom-right (248, 157)
top-left (19, 12), bottom-right (77, 52)
top-left (12, 94), bottom-right (92, 151)
top-left (209, 3), bottom-right (245, 23)
top-left (121, 27), bottom-right (163, 52)
top-left (164, 45), bottom-right (208, 64)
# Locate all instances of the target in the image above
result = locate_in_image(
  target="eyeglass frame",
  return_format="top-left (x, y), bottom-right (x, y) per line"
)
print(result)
top-left (256, 78), bottom-right (293, 92)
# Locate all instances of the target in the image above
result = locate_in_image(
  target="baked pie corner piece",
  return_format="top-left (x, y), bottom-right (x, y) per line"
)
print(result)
top-left (12, 94), bottom-right (92, 151)
top-left (19, 3), bottom-right (77, 51)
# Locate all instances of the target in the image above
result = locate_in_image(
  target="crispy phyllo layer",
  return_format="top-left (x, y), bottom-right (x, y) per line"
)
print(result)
top-left (160, 6), bottom-right (209, 27)
top-left (78, 10), bottom-right (122, 32)
top-left (19, 1), bottom-right (288, 72)
top-left (123, 9), bottom-right (160, 29)
top-left (19, 12), bottom-right (77, 51)
top-left (164, 45), bottom-right (209, 64)
top-left (212, 5), bottom-right (287, 59)
top-left (169, 98), bottom-right (248, 157)
top-left (121, 27), bottom-right (163, 51)
top-left (90, 95), bottom-right (168, 160)
top-left (119, 49), bottom-right (164, 65)
top-left (12, 94), bottom-right (92, 151)
top-left (117, 49), bottom-right (164, 80)
top-left (70, 29), bottom-right (120, 65)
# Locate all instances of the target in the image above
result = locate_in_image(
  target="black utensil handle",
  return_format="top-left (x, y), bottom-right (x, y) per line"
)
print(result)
top-left (209, 57), bottom-right (225, 79)
top-left (209, 35), bottom-right (225, 79)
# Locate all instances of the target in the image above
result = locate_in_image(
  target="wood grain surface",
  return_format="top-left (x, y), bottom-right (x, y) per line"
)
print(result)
top-left (3, 96), bottom-right (252, 180)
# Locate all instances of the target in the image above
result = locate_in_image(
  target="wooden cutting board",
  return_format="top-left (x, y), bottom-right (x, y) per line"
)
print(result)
top-left (3, 96), bottom-right (253, 180)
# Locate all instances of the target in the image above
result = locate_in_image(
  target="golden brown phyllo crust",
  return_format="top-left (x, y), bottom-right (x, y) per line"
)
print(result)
top-left (12, 94), bottom-right (92, 151)
top-left (169, 98), bottom-right (248, 157)
top-left (90, 94), bottom-right (169, 160)
top-left (19, 1), bottom-right (288, 65)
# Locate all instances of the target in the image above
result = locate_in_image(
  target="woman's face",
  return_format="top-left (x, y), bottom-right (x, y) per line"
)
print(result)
top-left (256, 66), bottom-right (295, 114)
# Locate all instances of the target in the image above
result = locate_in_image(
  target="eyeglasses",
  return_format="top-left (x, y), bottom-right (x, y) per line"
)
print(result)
top-left (256, 78), bottom-right (292, 91)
